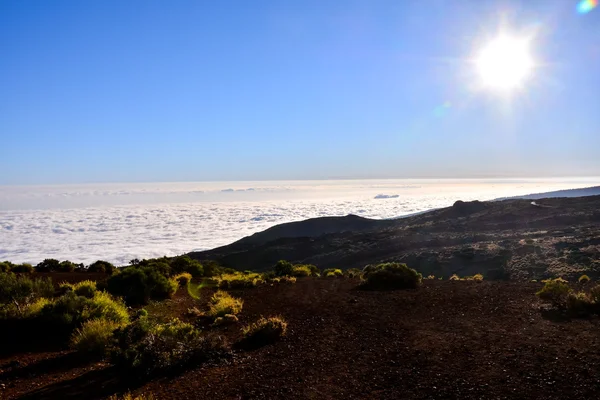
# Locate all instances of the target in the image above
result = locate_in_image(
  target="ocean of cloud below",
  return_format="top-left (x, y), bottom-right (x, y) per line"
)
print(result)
top-left (0, 179), bottom-right (594, 265)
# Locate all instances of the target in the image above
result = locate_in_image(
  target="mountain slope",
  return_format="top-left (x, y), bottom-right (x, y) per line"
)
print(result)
top-left (188, 195), bottom-right (600, 279)
top-left (496, 185), bottom-right (600, 200)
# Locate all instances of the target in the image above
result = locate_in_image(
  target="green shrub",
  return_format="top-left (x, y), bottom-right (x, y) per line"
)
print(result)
top-left (88, 260), bottom-right (116, 274)
top-left (223, 314), bottom-right (239, 324)
top-left (173, 272), bottom-right (192, 287)
top-left (57, 282), bottom-right (75, 296)
top-left (588, 285), bottom-right (600, 303)
top-left (473, 273), bottom-right (484, 282)
top-left (213, 314), bottom-right (240, 326)
top-left (280, 276), bottom-right (297, 284)
top-left (170, 256), bottom-right (204, 277)
top-left (566, 292), bottom-right (594, 316)
top-left (536, 279), bottom-right (572, 308)
top-left (305, 264), bottom-right (320, 276)
top-left (25, 297), bottom-right (53, 316)
top-left (240, 316), bottom-right (287, 347)
top-left (111, 317), bottom-right (227, 374)
top-left (57, 260), bottom-right (79, 273)
top-left (449, 274), bottom-right (460, 281)
top-left (152, 318), bottom-right (197, 340)
top-left (109, 392), bottom-right (155, 400)
top-left (201, 260), bottom-right (223, 277)
top-left (70, 318), bottom-right (121, 355)
top-left (35, 258), bottom-right (61, 272)
top-left (186, 307), bottom-right (204, 318)
top-left (362, 263), bottom-right (422, 290)
top-left (0, 261), bottom-right (14, 272)
top-left (106, 266), bottom-right (178, 305)
top-left (73, 280), bottom-right (97, 298)
top-left (579, 275), bottom-right (591, 284)
top-left (208, 291), bottom-right (243, 318)
top-left (0, 272), bottom-right (54, 317)
top-left (39, 291), bottom-right (129, 327)
top-left (346, 268), bottom-right (362, 278)
top-left (217, 273), bottom-right (260, 289)
top-left (262, 271), bottom-right (276, 280)
top-left (323, 268), bottom-right (343, 277)
top-left (291, 265), bottom-right (311, 277)
top-left (273, 260), bottom-right (294, 277)
top-left (11, 263), bottom-right (34, 273)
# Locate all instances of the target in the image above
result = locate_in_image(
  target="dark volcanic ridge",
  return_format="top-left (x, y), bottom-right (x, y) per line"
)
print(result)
top-left (189, 195), bottom-right (600, 280)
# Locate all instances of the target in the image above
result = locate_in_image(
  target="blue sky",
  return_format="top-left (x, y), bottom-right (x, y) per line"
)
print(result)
top-left (1, 0), bottom-right (599, 185)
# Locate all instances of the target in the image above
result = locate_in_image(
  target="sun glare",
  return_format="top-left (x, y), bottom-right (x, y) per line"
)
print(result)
top-left (475, 35), bottom-right (534, 91)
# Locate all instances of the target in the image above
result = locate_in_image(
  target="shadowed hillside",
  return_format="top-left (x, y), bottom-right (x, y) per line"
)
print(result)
top-left (189, 195), bottom-right (600, 280)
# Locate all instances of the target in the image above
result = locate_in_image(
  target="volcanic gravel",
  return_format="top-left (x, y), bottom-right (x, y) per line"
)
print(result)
top-left (3, 278), bottom-right (600, 399)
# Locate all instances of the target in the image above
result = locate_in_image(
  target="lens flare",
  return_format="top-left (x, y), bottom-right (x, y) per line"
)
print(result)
top-left (577, 0), bottom-right (598, 13)
top-left (433, 101), bottom-right (452, 118)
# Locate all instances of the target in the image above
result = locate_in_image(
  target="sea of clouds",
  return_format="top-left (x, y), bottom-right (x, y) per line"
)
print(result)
top-left (1, 178), bottom-right (597, 266)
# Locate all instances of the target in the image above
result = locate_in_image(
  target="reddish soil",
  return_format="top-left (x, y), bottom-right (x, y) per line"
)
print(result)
top-left (3, 278), bottom-right (600, 399)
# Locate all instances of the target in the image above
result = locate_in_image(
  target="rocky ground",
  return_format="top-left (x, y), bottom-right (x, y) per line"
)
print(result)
top-left (3, 277), bottom-right (600, 399)
top-left (190, 196), bottom-right (600, 280)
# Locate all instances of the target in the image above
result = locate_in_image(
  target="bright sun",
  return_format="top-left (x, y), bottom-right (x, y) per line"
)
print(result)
top-left (475, 35), bottom-right (534, 91)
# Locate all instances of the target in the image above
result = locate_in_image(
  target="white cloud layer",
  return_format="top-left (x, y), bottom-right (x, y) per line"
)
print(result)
top-left (1, 178), bottom-right (597, 265)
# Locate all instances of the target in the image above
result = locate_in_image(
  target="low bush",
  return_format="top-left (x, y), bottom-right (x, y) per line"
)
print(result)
top-left (11, 263), bottom-right (34, 273)
top-left (579, 275), bottom-right (591, 284)
top-left (73, 280), bottom-right (97, 298)
top-left (323, 268), bottom-right (343, 278)
top-left (106, 266), bottom-right (178, 305)
top-left (57, 260), bottom-right (79, 272)
top-left (0, 272), bottom-right (54, 317)
top-left (588, 285), bottom-right (600, 303)
top-left (217, 273), bottom-right (260, 289)
top-left (361, 263), bottom-right (422, 290)
top-left (566, 292), bottom-right (594, 316)
top-left (140, 259), bottom-right (172, 276)
top-left (536, 279), bottom-right (572, 308)
top-left (26, 297), bottom-right (53, 316)
top-left (109, 392), bottom-right (155, 400)
top-left (0, 261), bottom-right (13, 272)
top-left (186, 307), bottom-right (204, 318)
top-left (273, 260), bottom-right (294, 277)
top-left (346, 268), bottom-right (362, 278)
top-left (88, 260), bottom-right (116, 274)
top-left (35, 258), bottom-right (61, 272)
top-left (173, 272), bottom-right (192, 287)
top-left (57, 282), bottom-right (75, 296)
top-left (39, 291), bottom-right (130, 328)
top-left (262, 271), bottom-right (276, 280)
top-left (280, 276), bottom-right (297, 284)
top-left (291, 265), bottom-right (311, 277)
top-left (70, 318), bottom-right (121, 355)
top-left (461, 274), bottom-right (484, 282)
top-left (111, 317), bottom-right (228, 374)
top-left (213, 314), bottom-right (239, 326)
top-left (425, 275), bottom-right (436, 280)
top-left (240, 316), bottom-right (287, 347)
top-left (208, 291), bottom-right (243, 318)
top-left (449, 274), bottom-right (460, 281)
top-left (170, 256), bottom-right (204, 277)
